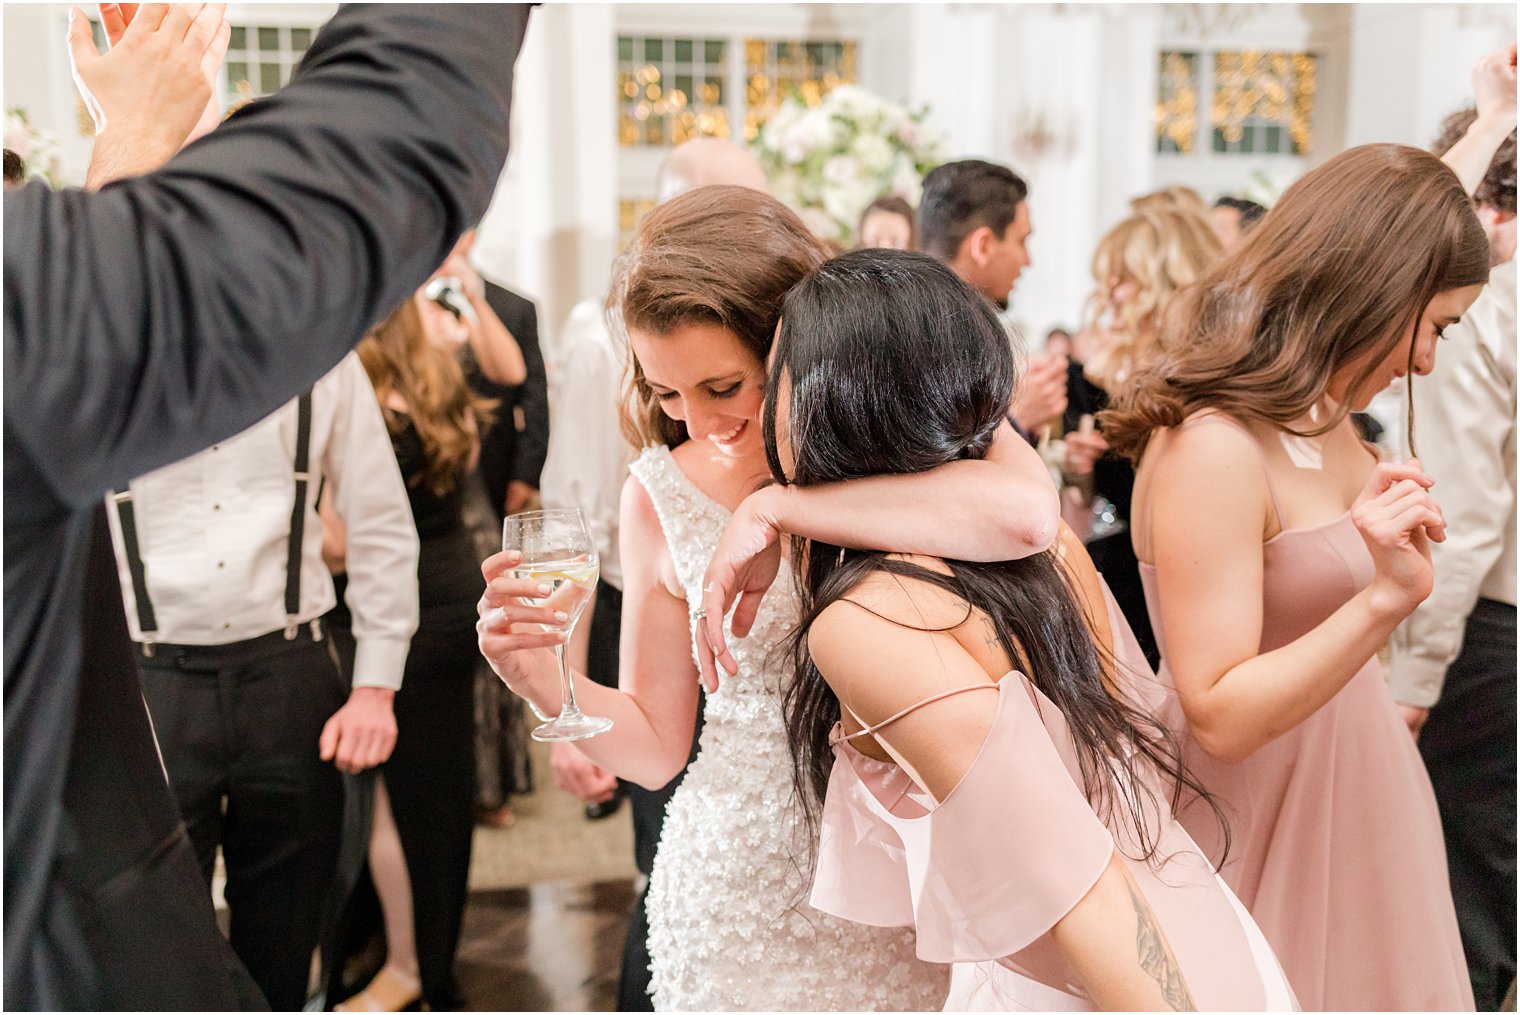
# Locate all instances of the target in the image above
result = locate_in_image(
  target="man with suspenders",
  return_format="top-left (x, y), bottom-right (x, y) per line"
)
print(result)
top-left (104, 351), bottom-right (419, 1011)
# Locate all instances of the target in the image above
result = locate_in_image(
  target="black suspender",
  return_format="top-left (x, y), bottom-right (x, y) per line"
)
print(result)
top-left (111, 389), bottom-right (315, 654)
top-left (285, 390), bottom-right (313, 639)
top-left (110, 488), bottom-right (158, 648)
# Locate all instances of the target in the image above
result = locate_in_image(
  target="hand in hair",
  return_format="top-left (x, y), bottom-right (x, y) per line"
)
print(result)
top-left (1352, 459), bottom-right (1447, 620)
top-left (69, 4), bottom-right (231, 189)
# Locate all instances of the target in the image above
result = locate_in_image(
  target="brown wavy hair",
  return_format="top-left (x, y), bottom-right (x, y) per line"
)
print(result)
top-left (609, 185), bottom-right (831, 450)
top-left (359, 296), bottom-right (495, 495)
top-left (1101, 144), bottom-right (1489, 461)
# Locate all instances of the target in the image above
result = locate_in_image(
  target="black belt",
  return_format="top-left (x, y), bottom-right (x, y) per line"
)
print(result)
top-left (112, 389), bottom-right (314, 657)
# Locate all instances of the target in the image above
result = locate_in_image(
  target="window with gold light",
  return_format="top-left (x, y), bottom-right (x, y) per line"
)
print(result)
top-left (1155, 51), bottom-right (1199, 155)
top-left (742, 40), bottom-right (858, 141)
top-left (1156, 48), bottom-right (1315, 157)
top-left (1211, 51), bottom-right (1315, 155)
top-left (617, 36), bottom-right (731, 147)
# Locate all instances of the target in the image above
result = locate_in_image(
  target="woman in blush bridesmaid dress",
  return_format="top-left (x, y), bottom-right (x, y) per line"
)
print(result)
top-left (1104, 144), bottom-right (1489, 1011)
top-left (769, 248), bottom-right (1296, 1011)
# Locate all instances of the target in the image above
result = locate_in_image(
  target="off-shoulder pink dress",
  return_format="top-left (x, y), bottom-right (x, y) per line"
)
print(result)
top-left (1136, 413), bottom-right (1473, 1011)
top-left (810, 587), bottom-right (1297, 1011)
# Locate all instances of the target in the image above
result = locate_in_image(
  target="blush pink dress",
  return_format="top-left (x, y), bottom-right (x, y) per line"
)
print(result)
top-left (1137, 413), bottom-right (1473, 1011)
top-left (810, 585), bottom-right (1296, 1011)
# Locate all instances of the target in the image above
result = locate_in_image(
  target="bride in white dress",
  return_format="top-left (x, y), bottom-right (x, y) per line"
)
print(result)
top-left (478, 186), bottom-right (1058, 1010)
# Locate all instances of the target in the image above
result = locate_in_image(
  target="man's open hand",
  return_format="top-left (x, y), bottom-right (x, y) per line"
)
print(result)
top-left (69, 4), bottom-right (231, 186)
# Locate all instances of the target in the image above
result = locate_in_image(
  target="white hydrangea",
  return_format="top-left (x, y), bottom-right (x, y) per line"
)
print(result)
top-left (749, 86), bottom-right (943, 246)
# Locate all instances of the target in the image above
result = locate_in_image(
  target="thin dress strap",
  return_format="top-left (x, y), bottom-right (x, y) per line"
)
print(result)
top-left (1176, 412), bottom-right (1289, 532)
top-left (833, 683), bottom-right (999, 745)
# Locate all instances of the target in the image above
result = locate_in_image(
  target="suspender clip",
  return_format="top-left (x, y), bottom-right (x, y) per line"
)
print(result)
top-left (284, 619), bottom-right (299, 641)
top-left (140, 638), bottom-right (156, 659)
top-left (310, 618), bottom-right (324, 642)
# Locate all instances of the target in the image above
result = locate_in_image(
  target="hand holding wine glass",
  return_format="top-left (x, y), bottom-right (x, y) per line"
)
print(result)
top-left (482, 508), bottom-right (611, 741)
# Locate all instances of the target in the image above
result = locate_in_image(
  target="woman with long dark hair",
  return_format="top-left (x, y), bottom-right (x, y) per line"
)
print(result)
top-left (1102, 144), bottom-right (1487, 1010)
top-left (768, 248), bottom-right (1292, 1011)
top-left (478, 187), bottom-right (1061, 1010)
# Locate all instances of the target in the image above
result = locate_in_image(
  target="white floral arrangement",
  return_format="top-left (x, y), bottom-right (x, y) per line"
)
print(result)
top-left (752, 85), bottom-right (945, 248)
top-left (5, 108), bottom-right (63, 187)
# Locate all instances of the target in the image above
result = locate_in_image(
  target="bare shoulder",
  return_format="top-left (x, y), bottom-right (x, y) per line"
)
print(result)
top-left (1143, 416), bottom-right (1272, 523)
top-left (619, 473), bottom-right (681, 597)
top-left (808, 561), bottom-right (974, 693)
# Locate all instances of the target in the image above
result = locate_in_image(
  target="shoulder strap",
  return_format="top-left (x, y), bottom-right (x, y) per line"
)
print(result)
top-left (109, 488), bottom-right (158, 654)
top-left (284, 388), bottom-right (314, 638)
top-left (835, 683), bottom-right (999, 743)
top-left (1177, 412), bottom-right (1288, 532)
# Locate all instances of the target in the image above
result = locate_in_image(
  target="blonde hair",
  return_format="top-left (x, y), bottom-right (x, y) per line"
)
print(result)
top-left (358, 297), bottom-right (495, 495)
top-left (1129, 184), bottom-right (1208, 215)
top-left (1084, 207), bottom-right (1222, 387)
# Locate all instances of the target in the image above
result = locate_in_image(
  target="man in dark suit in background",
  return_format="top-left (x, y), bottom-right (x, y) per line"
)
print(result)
top-left (2, 5), bottom-right (529, 1008)
top-left (479, 278), bottom-right (550, 518)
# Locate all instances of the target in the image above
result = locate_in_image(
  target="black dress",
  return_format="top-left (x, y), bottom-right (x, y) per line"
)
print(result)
top-left (1065, 361), bottom-right (1160, 668)
top-left (329, 415), bottom-right (483, 1010)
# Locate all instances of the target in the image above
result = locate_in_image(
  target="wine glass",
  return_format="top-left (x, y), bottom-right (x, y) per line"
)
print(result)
top-left (502, 508), bottom-right (611, 741)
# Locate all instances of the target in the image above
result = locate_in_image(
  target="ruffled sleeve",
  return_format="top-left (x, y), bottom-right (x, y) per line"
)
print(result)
top-left (809, 751), bottom-right (918, 928)
top-left (907, 679), bottom-right (1116, 963)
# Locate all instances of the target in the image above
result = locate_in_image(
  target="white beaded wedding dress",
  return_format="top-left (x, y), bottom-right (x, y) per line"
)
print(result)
top-left (628, 445), bottom-right (949, 1012)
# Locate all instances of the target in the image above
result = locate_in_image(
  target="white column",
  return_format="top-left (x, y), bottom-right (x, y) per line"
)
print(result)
top-left (474, 3), bottom-right (619, 360)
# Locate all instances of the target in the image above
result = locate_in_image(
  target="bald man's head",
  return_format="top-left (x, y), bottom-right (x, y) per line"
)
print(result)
top-left (655, 137), bottom-right (769, 203)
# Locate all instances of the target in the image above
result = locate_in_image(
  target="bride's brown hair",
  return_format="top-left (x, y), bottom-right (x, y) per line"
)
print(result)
top-left (1101, 144), bottom-right (1489, 461)
top-left (609, 185), bottom-right (831, 450)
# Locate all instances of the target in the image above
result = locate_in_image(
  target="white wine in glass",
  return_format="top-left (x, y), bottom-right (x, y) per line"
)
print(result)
top-left (502, 508), bottom-right (612, 741)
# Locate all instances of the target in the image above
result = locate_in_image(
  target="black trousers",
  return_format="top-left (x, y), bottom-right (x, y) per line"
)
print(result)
top-left (138, 627), bottom-right (347, 1012)
top-left (1419, 598), bottom-right (1517, 1011)
top-left (585, 581), bottom-right (704, 1013)
top-left (326, 603), bottom-right (479, 1011)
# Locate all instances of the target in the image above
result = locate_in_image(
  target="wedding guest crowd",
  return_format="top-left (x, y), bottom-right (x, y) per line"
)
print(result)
top-left (4, 4), bottom-right (1516, 1013)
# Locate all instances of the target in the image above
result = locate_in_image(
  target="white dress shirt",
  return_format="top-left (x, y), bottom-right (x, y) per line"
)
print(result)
top-left (1389, 258), bottom-right (1517, 708)
top-left (539, 297), bottom-right (632, 591)
top-left (104, 352), bottom-right (420, 690)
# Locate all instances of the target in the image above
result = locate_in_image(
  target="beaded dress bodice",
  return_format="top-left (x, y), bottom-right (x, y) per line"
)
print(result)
top-left (626, 445), bottom-right (948, 1011)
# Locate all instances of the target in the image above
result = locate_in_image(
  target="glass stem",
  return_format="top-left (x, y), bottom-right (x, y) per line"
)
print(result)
top-left (553, 639), bottom-right (583, 719)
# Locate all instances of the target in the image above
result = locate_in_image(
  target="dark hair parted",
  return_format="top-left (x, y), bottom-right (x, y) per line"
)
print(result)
top-left (1101, 144), bottom-right (1490, 462)
top-left (2, 148), bottom-right (24, 184)
top-left (766, 248), bottom-right (1221, 867)
top-left (1213, 195), bottom-right (1267, 227)
top-left (857, 193), bottom-right (917, 246)
top-left (1430, 107), bottom-right (1516, 214)
top-left (608, 185), bottom-right (831, 449)
top-left (916, 159), bottom-right (1028, 260)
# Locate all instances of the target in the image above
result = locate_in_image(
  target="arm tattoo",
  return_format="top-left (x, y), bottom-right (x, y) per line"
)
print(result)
top-left (1129, 881), bottom-right (1196, 1011)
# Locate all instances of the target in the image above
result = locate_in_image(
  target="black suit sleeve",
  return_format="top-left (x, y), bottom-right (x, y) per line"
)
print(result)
top-left (509, 297), bottom-right (549, 488)
top-left (2, 4), bottom-right (530, 521)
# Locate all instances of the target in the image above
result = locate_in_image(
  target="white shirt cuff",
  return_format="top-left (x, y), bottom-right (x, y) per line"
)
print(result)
top-left (351, 634), bottom-right (411, 691)
top-left (1384, 656), bottom-right (1449, 709)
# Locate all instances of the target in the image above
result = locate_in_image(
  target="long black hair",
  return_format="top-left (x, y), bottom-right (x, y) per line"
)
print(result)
top-left (765, 248), bottom-right (1222, 867)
